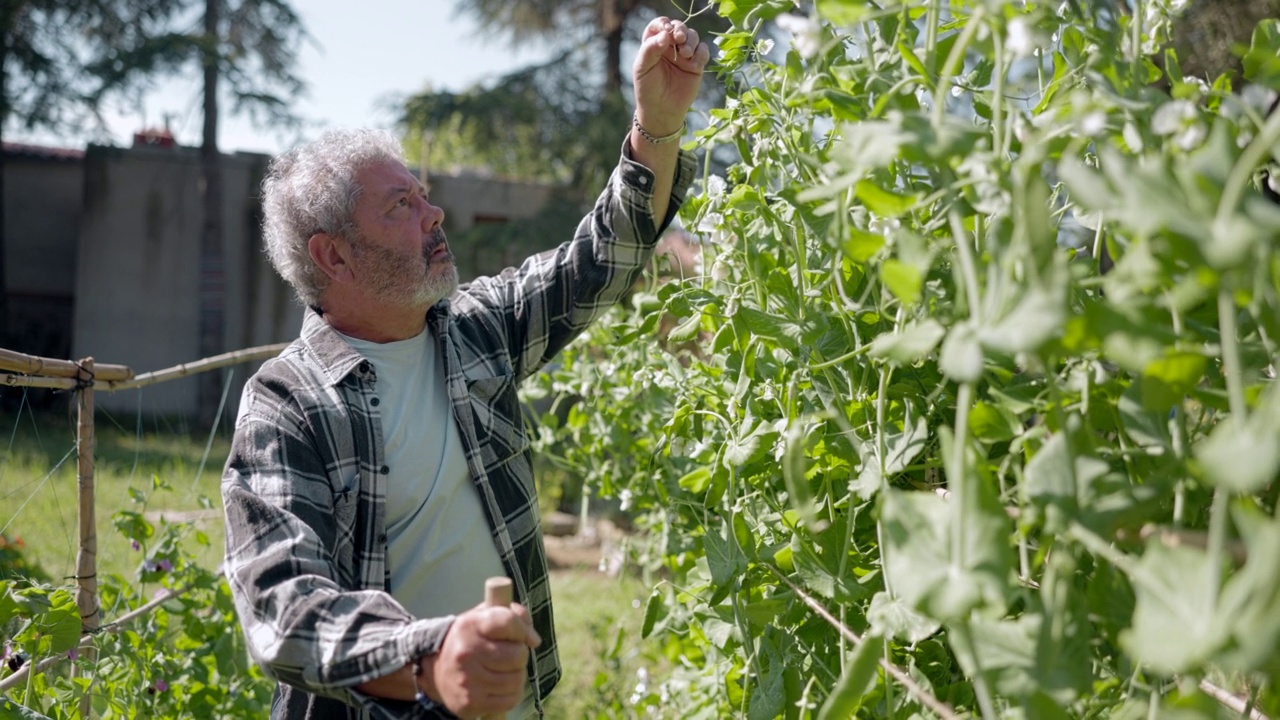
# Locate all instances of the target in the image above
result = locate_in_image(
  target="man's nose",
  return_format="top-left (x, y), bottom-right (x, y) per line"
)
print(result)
top-left (420, 200), bottom-right (444, 232)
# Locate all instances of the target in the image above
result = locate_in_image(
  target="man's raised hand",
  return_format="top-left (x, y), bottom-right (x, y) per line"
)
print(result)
top-left (421, 602), bottom-right (542, 719)
top-left (633, 16), bottom-right (711, 139)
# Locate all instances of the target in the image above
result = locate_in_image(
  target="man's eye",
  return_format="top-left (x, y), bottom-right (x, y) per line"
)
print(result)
top-left (396, 197), bottom-right (410, 207)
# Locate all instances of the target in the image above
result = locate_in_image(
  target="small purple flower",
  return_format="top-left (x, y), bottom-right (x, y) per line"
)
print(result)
top-left (158, 559), bottom-right (173, 573)
top-left (67, 647), bottom-right (79, 661)
top-left (154, 679), bottom-right (169, 693)
top-left (131, 540), bottom-right (141, 551)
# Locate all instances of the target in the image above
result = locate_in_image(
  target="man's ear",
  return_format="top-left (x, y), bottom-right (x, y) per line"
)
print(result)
top-left (308, 232), bottom-right (355, 284)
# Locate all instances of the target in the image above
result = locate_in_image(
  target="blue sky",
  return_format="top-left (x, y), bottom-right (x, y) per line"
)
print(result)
top-left (8, 1), bottom-right (550, 154)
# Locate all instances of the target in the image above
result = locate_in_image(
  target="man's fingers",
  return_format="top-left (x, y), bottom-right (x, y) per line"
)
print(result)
top-left (509, 603), bottom-right (543, 648)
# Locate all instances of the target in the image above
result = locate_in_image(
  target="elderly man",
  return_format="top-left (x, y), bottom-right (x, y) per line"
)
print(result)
top-left (221, 16), bottom-right (708, 720)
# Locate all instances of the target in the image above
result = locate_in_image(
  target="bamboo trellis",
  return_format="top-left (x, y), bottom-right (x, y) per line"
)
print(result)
top-left (0, 342), bottom-right (287, 715)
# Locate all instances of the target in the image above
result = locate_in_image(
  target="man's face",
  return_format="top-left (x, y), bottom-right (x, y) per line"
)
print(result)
top-left (347, 159), bottom-right (457, 310)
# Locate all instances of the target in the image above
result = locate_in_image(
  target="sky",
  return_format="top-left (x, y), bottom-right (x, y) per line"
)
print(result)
top-left (6, 1), bottom-right (552, 155)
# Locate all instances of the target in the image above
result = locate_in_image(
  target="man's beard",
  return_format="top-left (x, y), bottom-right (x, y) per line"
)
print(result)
top-left (355, 227), bottom-right (458, 310)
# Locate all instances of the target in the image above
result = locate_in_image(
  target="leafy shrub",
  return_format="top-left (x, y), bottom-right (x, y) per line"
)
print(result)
top-left (530, 0), bottom-right (1280, 717)
top-left (1, 479), bottom-right (272, 718)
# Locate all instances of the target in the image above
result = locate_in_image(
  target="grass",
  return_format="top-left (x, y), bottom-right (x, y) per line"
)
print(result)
top-left (2, 402), bottom-right (660, 719)
top-left (543, 569), bottom-right (662, 720)
top-left (0, 404), bottom-right (229, 583)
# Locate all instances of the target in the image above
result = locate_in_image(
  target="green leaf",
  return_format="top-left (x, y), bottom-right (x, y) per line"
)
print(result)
top-left (815, 0), bottom-right (871, 26)
top-left (867, 591), bottom-right (940, 643)
top-left (1140, 352), bottom-right (1207, 411)
top-left (1195, 380), bottom-right (1280, 493)
top-left (704, 522), bottom-right (747, 591)
top-left (867, 319), bottom-right (945, 364)
top-left (969, 402), bottom-right (1021, 443)
top-left (735, 306), bottom-right (809, 351)
top-left (855, 180), bottom-right (919, 217)
top-left (678, 467), bottom-right (713, 494)
top-left (1124, 543), bottom-right (1228, 673)
top-left (748, 657), bottom-right (786, 720)
top-left (1243, 20), bottom-right (1280, 85)
top-left (668, 311), bottom-right (704, 343)
top-left (880, 260), bottom-right (922, 305)
top-left (817, 635), bottom-right (883, 720)
top-left (844, 228), bottom-right (885, 263)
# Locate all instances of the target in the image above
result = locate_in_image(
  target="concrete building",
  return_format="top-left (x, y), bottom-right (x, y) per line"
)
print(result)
top-left (2, 138), bottom-right (561, 419)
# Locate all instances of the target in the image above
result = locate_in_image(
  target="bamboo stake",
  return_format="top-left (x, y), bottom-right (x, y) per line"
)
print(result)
top-left (0, 372), bottom-right (79, 390)
top-left (103, 343), bottom-right (287, 391)
top-left (1199, 679), bottom-right (1269, 720)
top-left (74, 358), bottom-right (99, 719)
top-left (766, 565), bottom-right (961, 720)
top-left (0, 583), bottom-right (202, 694)
top-left (0, 348), bottom-right (131, 381)
top-left (0, 343), bottom-right (286, 392)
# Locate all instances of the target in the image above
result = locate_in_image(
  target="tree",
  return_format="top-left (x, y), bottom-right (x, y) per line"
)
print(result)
top-left (96, 0), bottom-right (307, 424)
top-left (0, 0), bottom-right (176, 349)
top-left (402, 1), bottom-right (724, 191)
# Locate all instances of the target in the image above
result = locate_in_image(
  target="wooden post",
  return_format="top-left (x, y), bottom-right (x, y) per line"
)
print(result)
top-left (74, 357), bottom-right (98, 718)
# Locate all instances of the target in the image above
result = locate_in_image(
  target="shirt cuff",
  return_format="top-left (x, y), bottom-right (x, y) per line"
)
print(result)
top-left (617, 138), bottom-right (697, 234)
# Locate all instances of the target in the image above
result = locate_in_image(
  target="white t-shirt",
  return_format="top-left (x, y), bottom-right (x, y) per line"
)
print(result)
top-left (340, 328), bottom-right (535, 719)
top-left (340, 328), bottom-right (505, 616)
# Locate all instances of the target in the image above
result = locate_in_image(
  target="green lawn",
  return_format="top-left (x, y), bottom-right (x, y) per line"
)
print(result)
top-left (0, 407), bottom-right (229, 582)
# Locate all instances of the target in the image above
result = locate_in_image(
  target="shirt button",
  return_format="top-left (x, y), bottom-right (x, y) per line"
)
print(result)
top-left (371, 397), bottom-right (380, 407)
top-left (639, 175), bottom-right (649, 185)
top-left (377, 533), bottom-right (387, 544)
top-left (380, 465), bottom-right (390, 475)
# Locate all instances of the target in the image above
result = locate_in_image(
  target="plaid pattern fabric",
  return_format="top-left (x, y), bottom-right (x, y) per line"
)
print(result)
top-left (222, 145), bottom-right (695, 720)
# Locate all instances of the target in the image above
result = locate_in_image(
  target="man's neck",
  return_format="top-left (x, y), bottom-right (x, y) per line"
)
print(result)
top-left (320, 295), bottom-right (429, 343)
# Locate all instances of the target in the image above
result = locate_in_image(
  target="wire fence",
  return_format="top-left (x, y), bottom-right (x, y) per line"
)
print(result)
top-left (0, 342), bottom-right (286, 711)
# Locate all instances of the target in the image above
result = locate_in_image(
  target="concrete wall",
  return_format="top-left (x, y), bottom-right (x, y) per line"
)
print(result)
top-left (3, 151), bottom-right (84, 364)
top-left (428, 173), bottom-right (564, 281)
top-left (72, 145), bottom-right (304, 418)
top-left (1, 142), bottom-right (559, 420)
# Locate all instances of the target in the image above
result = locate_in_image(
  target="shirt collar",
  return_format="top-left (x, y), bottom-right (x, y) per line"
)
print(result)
top-left (300, 300), bottom-right (454, 386)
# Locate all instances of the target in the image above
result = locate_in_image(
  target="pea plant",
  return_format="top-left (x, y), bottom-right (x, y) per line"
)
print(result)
top-left (1, 479), bottom-right (272, 718)
top-left (531, 0), bottom-right (1280, 717)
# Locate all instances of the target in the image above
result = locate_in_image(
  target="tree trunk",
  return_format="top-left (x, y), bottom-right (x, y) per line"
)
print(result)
top-left (198, 0), bottom-right (225, 428)
top-left (602, 0), bottom-right (625, 97)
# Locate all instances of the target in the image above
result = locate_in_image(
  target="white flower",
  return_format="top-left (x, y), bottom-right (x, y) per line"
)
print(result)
top-left (1176, 122), bottom-right (1207, 150)
top-left (1238, 130), bottom-right (1254, 149)
top-left (1123, 122), bottom-right (1144, 152)
top-left (619, 489), bottom-right (634, 512)
top-left (775, 14), bottom-right (822, 59)
top-left (1182, 75), bottom-right (1210, 97)
top-left (1078, 111), bottom-right (1107, 136)
top-left (950, 83), bottom-right (965, 97)
top-left (711, 258), bottom-right (731, 282)
top-left (868, 215), bottom-right (901, 236)
top-left (706, 174), bottom-right (727, 198)
top-left (1242, 84), bottom-right (1279, 115)
top-left (1007, 17), bottom-right (1036, 59)
top-left (1152, 99), bottom-right (1196, 135)
top-left (758, 38), bottom-right (775, 56)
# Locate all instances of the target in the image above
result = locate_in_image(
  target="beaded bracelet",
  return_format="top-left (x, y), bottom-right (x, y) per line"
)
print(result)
top-left (632, 114), bottom-right (686, 144)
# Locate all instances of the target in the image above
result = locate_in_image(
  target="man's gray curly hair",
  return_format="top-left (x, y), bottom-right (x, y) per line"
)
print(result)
top-left (261, 128), bottom-right (406, 307)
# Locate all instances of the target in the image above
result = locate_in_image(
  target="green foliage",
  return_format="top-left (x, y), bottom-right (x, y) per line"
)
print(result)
top-left (528, 0), bottom-right (1280, 717)
top-left (0, 481), bottom-right (272, 717)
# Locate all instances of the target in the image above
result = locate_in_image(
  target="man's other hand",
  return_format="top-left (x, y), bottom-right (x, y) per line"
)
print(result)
top-left (421, 602), bottom-right (542, 718)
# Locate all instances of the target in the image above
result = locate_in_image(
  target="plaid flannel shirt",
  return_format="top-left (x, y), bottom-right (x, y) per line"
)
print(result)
top-left (222, 144), bottom-right (695, 719)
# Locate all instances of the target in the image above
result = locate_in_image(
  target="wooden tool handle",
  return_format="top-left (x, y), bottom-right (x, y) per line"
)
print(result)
top-left (481, 577), bottom-right (514, 720)
top-left (484, 576), bottom-right (513, 608)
